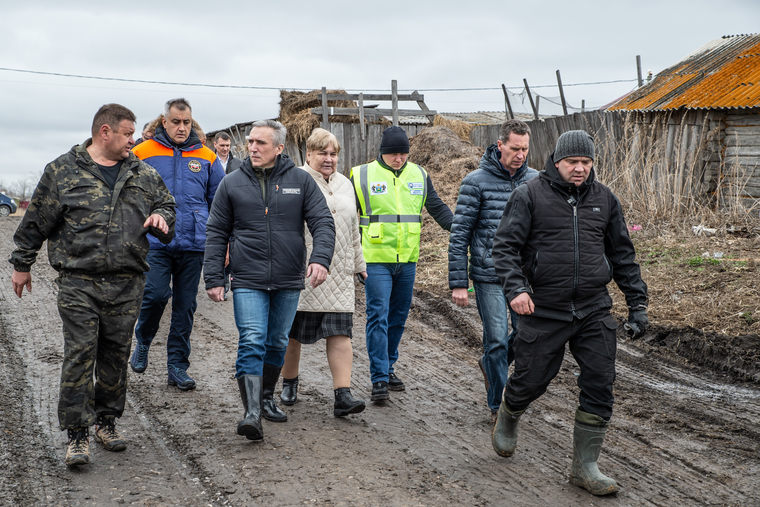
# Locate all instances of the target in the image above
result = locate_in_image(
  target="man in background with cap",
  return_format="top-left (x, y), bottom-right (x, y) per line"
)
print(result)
top-left (491, 130), bottom-right (648, 496)
top-left (350, 126), bottom-right (453, 402)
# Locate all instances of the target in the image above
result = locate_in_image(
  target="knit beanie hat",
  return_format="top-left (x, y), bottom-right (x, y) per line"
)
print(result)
top-left (553, 130), bottom-right (595, 162)
top-left (379, 126), bottom-right (410, 154)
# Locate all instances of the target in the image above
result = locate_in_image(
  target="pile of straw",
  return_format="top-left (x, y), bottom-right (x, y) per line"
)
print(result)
top-left (432, 115), bottom-right (473, 142)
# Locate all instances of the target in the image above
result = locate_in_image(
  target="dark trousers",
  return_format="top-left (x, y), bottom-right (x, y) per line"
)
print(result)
top-left (56, 274), bottom-right (145, 430)
top-left (504, 308), bottom-right (618, 420)
top-left (134, 250), bottom-right (204, 369)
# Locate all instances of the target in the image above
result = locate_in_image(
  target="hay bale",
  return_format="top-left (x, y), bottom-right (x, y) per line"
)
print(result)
top-left (432, 115), bottom-right (473, 142)
top-left (409, 126), bottom-right (484, 208)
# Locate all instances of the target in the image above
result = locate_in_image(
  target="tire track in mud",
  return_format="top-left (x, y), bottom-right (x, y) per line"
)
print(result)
top-left (408, 288), bottom-right (760, 506)
top-left (0, 218), bottom-right (223, 507)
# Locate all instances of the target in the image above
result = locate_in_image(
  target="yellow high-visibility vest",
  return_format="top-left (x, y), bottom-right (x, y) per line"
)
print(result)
top-left (351, 160), bottom-right (428, 263)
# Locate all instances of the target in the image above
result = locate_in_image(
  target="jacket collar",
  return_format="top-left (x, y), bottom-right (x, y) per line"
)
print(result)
top-left (154, 125), bottom-right (203, 152)
top-left (73, 139), bottom-right (140, 174)
top-left (480, 143), bottom-right (529, 180)
top-left (241, 153), bottom-right (295, 180)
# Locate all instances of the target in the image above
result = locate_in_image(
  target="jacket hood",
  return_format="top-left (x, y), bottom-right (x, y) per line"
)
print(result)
top-left (154, 125), bottom-right (203, 151)
top-left (541, 151), bottom-right (596, 192)
top-left (480, 143), bottom-right (530, 180)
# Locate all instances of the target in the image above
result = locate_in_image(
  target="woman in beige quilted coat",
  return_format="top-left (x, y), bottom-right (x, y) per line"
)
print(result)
top-left (280, 128), bottom-right (368, 417)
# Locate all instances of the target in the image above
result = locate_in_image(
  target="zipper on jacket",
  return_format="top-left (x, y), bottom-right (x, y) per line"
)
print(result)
top-left (572, 202), bottom-right (579, 317)
top-left (265, 171), bottom-right (272, 290)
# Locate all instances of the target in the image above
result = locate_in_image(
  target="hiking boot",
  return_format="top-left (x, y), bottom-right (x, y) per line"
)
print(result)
top-left (569, 409), bottom-right (619, 496)
top-left (168, 364), bottom-right (196, 391)
top-left (371, 381), bottom-right (389, 402)
top-left (262, 363), bottom-right (287, 422)
top-left (280, 376), bottom-right (298, 406)
top-left (237, 375), bottom-right (263, 441)
top-left (492, 402), bottom-right (526, 457)
top-left (388, 372), bottom-right (405, 391)
top-left (65, 427), bottom-right (90, 466)
top-left (129, 341), bottom-right (150, 373)
top-left (95, 415), bottom-right (126, 452)
top-left (334, 387), bottom-right (366, 417)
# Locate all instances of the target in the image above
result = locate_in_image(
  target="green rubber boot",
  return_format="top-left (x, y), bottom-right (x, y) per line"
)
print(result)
top-left (492, 402), bottom-right (526, 457)
top-left (569, 409), bottom-right (619, 496)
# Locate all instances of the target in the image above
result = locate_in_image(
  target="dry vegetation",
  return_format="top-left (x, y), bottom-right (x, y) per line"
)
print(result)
top-left (411, 121), bottom-right (760, 337)
top-left (278, 90), bottom-right (389, 147)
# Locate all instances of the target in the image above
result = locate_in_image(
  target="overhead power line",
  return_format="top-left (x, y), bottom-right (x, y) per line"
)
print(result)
top-left (0, 67), bottom-right (638, 92)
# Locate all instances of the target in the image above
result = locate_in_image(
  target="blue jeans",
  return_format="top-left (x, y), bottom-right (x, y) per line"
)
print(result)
top-left (233, 288), bottom-right (300, 378)
top-left (364, 262), bottom-right (416, 384)
top-left (134, 250), bottom-right (204, 370)
top-left (473, 281), bottom-right (519, 412)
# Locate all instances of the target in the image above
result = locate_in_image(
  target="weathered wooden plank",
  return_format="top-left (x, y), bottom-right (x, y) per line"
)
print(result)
top-left (726, 146), bottom-right (760, 157)
top-left (724, 126), bottom-right (760, 136)
top-left (311, 107), bottom-right (436, 117)
top-left (724, 115), bottom-right (760, 127)
top-left (325, 93), bottom-right (425, 102)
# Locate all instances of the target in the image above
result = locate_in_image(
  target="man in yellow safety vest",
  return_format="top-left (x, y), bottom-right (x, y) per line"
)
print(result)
top-left (351, 126), bottom-right (453, 402)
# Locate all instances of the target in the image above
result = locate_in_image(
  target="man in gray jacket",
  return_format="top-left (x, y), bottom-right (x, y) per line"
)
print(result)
top-left (448, 119), bottom-right (537, 423)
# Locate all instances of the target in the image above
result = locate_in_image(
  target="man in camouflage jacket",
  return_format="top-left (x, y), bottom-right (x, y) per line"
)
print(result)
top-left (9, 104), bottom-right (176, 467)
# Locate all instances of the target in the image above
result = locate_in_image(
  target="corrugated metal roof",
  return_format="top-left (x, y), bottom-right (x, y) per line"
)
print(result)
top-left (608, 34), bottom-right (760, 112)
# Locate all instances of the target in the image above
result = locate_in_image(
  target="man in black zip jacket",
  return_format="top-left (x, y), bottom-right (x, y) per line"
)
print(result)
top-left (203, 119), bottom-right (335, 442)
top-left (491, 130), bottom-right (648, 496)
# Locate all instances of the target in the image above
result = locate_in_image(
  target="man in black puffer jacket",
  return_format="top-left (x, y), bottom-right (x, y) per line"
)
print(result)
top-left (204, 120), bottom-right (335, 442)
top-left (491, 130), bottom-right (648, 496)
top-left (448, 119), bottom-right (537, 423)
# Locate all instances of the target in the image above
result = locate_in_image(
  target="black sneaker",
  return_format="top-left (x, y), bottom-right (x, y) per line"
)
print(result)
top-left (388, 372), bottom-right (405, 391)
top-left (371, 381), bottom-right (389, 402)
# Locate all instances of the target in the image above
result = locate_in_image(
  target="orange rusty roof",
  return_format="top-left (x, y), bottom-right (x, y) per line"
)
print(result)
top-left (608, 34), bottom-right (760, 111)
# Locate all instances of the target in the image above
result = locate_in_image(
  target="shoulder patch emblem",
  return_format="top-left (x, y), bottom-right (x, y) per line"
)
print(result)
top-left (188, 160), bottom-right (202, 173)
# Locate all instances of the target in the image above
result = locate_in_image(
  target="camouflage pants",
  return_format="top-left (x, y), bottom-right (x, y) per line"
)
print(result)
top-left (56, 273), bottom-right (146, 430)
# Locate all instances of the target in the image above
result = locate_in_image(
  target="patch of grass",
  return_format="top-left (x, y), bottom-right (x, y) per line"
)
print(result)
top-left (688, 257), bottom-right (704, 267)
top-left (741, 312), bottom-right (755, 326)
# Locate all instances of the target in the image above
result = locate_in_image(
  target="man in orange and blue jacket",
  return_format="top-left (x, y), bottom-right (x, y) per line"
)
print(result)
top-left (130, 98), bottom-right (225, 391)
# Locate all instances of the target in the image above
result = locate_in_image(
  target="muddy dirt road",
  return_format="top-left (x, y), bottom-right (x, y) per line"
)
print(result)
top-left (0, 215), bottom-right (758, 507)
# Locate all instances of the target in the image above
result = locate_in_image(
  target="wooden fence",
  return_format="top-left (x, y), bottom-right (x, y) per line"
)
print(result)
top-left (225, 108), bottom-right (760, 206)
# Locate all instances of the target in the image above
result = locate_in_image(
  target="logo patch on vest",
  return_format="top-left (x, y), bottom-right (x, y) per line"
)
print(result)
top-left (592, 207), bottom-right (601, 212)
top-left (408, 182), bottom-right (424, 189)
top-left (410, 189), bottom-right (423, 195)
top-left (282, 187), bottom-right (300, 195)
top-left (187, 160), bottom-right (202, 173)
top-left (370, 182), bottom-right (388, 195)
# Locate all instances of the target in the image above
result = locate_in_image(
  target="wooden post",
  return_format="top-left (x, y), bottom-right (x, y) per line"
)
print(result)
top-left (358, 92), bottom-right (366, 141)
top-left (581, 99), bottom-right (585, 112)
top-left (501, 84), bottom-right (515, 120)
top-left (535, 95), bottom-right (540, 115)
top-left (524, 79), bottom-right (538, 120)
top-left (556, 69), bottom-right (568, 116)
top-left (321, 87), bottom-right (330, 131)
top-left (391, 80), bottom-right (399, 126)
top-left (636, 55), bottom-right (643, 88)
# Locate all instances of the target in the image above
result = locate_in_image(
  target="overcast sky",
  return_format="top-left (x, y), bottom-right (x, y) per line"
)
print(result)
top-left (1, 0), bottom-right (757, 190)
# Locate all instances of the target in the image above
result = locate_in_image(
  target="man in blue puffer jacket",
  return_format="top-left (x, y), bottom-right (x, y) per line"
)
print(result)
top-left (448, 119), bottom-right (538, 423)
top-left (130, 98), bottom-right (225, 391)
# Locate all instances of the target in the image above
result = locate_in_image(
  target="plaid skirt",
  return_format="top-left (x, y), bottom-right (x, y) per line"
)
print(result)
top-left (288, 311), bottom-right (353, 344)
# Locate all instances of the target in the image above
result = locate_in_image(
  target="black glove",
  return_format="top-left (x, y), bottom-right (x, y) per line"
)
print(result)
top-left (624, 309), bottom-right (648, 339)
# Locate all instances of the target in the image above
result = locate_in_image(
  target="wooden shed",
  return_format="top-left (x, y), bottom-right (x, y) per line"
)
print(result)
top-left (608, 34), bottom-right (760, 208)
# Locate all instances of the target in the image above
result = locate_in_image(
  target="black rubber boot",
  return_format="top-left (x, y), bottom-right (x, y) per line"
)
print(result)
top-left (237, 375), bottom-right (263, 441)
top-left (569, 409), bottom-right (619, 496)
top-left (492, 402), bottom-right (526, 457)
top-left (333, 388), bottom-right (366, 417)
top-left (280, 376), bottom-right (298, 406)
top-left (262, 363), bottom-right (288, 422)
